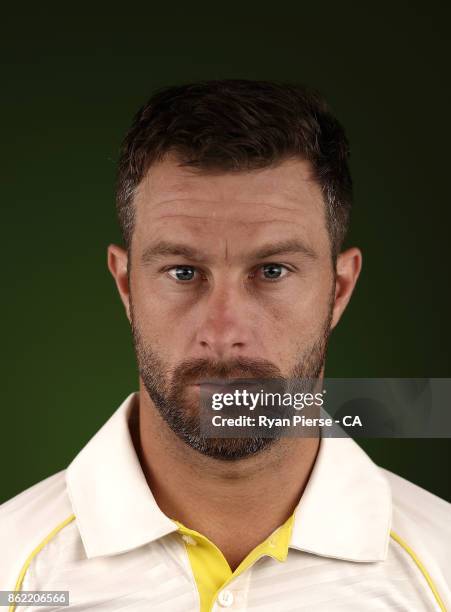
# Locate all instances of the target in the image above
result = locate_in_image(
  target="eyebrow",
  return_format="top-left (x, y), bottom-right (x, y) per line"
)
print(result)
top-left (141, 241), bottom-right (206, 264)
top-left (251, 239), bottom-right (317, 261)
top-left (141, 238), bottom-right (317, 265)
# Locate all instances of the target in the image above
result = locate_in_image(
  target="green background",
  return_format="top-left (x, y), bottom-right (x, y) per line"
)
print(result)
top-left (2, 2), bottom-right (450, 504)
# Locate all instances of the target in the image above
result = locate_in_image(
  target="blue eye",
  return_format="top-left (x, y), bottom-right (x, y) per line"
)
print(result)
top-left (168, 266), bottom-right (196, 281)
top-left (261, 264), bottom-right (288, 280)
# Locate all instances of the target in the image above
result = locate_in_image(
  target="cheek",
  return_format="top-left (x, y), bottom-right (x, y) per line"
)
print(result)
top-left (263, 280), bottom-right (333, 349)
top-left (131, 278), bottom-right (197, 358)
top-left (245, 300), bottom-right (316, 366)
top-left (265, 275), bottom-right (332, 324)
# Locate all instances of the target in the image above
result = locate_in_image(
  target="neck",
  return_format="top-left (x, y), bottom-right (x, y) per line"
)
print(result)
top-left (132, 383), bottom-right (320, 571)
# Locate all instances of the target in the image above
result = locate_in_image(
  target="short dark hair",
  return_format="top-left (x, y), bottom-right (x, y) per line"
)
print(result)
top-left (116, 79), bottom-right (352, 259)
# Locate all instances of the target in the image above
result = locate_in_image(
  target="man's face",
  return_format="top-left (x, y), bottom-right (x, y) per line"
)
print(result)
top-left (109, 156), bottom-right (359, 459)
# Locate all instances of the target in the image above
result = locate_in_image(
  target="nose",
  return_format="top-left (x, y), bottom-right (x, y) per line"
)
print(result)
top-left (195, 281), bottom-right (252, 360)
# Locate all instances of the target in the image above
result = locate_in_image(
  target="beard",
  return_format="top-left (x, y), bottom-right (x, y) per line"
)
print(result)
top-left (130, 293), bottom-right (334, 461)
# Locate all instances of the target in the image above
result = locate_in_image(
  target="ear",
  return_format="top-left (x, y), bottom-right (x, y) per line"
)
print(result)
top-left (107, 244), bottom-right (131, 322)
top-left (330, 247), bottom-right (362, 330)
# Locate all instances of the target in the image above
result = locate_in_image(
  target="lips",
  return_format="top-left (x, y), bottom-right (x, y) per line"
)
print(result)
top-left (197, 382), bottom-right (237, 392)
top-left (197, 380), bottom-right (262, 394)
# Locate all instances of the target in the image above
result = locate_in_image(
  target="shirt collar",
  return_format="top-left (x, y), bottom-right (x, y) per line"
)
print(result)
top-left (66, 393), bottom-right (177, 558)
top-left (66, 392), bottom-right (392, 562)
top-left (289, 434), bottom-right (392, 562)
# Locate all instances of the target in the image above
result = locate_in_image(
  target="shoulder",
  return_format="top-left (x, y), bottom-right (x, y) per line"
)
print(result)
top-left (0, 470), bottom-right (74, 590)
top-left (380, 467), bottom-right (451, 529)
top-left (379, 467), bottom-right (451, 582)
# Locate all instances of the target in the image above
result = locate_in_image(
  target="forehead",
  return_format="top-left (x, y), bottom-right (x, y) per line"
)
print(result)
top-left (131, 156), bottom-right (330, 255)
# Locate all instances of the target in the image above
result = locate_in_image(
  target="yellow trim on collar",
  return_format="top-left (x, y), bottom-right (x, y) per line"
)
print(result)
top-left (174, 513), bottom-right (295, 612)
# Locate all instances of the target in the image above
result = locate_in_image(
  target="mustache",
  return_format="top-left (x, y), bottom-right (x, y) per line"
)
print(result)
top-left (171, 357), bottom-right (283, 386)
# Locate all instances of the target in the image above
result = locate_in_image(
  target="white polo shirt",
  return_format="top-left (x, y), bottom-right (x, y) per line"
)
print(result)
top-left (1, 392), bottom-right (450, 611)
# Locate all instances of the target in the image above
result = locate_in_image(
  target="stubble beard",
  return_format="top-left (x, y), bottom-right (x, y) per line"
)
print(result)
top-left (130, 293), bottom-right (334, 461)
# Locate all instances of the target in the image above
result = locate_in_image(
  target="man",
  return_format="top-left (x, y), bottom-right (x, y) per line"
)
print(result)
top-left (1, 80), bottom-right (450, 611)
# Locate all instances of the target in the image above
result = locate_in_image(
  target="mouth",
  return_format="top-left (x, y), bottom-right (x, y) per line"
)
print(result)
top-left (198, 382), bottom-right (236, 392)
top-left (194, 380), bottom-right (263, 393)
